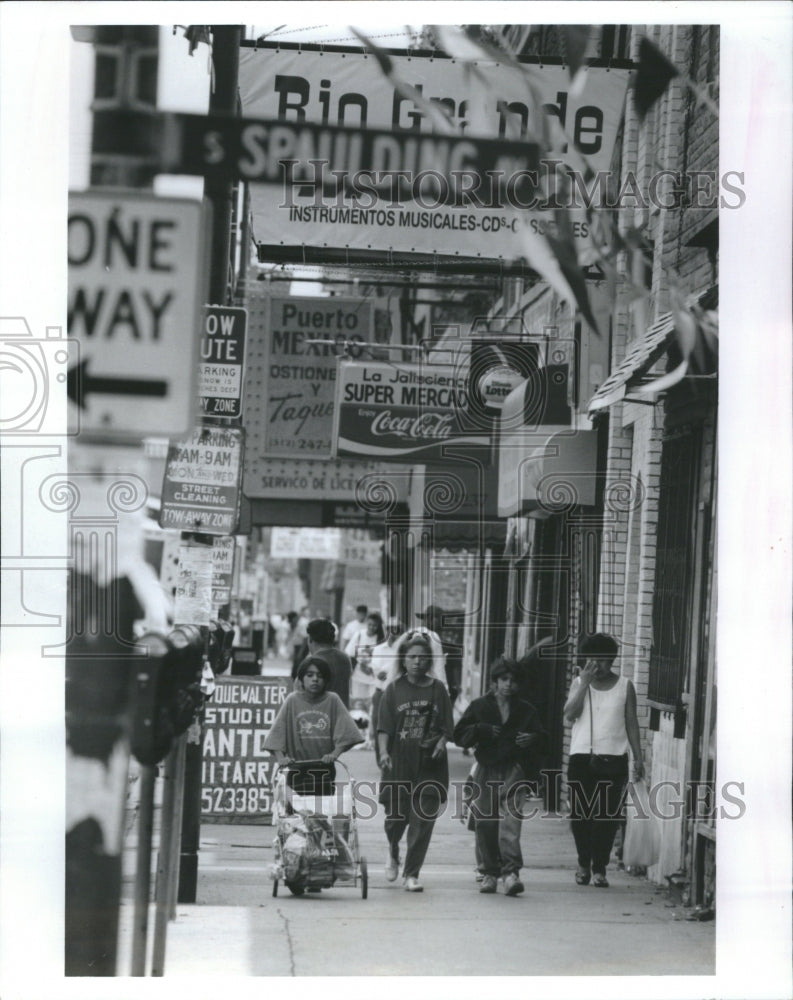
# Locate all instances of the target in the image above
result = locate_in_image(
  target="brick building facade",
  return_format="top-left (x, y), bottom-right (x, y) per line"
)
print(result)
top-left (456, 23), bottom-right (719, 905)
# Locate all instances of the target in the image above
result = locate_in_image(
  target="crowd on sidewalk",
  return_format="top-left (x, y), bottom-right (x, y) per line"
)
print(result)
top-left (261, 602), bottom-right (647, 898)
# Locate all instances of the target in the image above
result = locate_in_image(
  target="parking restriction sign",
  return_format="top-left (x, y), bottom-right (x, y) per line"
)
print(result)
top-left (199, 305), bottom-right (247, 419)
top-left (159, 426), bottom-right (245, 535)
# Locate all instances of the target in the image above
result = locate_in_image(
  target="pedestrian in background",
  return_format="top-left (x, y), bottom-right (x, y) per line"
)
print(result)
top-left (413, 606), bottom-right (450, 692)
top-left (370, 617), bottom-right (404, 766)
top-left (417, 604), bottom-right (461, 705)
top-left (377, 633), bottom-right (454, 892)
top-left (345, 611), bottom-right (385, 747)
top-left (285, 611), bottom-right (308, 673)
top-left (563, 633), bottom-right (644, 888)
top-left (295, 618), bottom-right (352, 707)
top-left (453, 656), bottom-right (547, 896)
top-left (340, 604), bottom-right (367, 647)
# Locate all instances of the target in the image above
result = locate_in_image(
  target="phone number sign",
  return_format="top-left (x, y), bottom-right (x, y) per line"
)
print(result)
top-left (159, 426), bottom-right (244, 534)
top-left (201, 676), bottom-right (289, 823)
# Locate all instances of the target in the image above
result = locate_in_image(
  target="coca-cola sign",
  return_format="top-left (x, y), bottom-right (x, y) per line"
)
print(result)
top-left (333, 360), bottom-right (490, 463)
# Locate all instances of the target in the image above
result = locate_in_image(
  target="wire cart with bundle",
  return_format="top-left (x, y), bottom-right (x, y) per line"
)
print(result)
top-left (270, 759), bottom-right (368, 898)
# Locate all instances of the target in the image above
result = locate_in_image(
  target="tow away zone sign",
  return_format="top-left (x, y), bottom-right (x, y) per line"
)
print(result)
top-left (160, 426), bottom-right (245, 535)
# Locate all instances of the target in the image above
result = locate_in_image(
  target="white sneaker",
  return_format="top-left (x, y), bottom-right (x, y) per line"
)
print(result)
top-left (385, 853), bottom-right (399, 882)
top-left (404, 876), bottom-right (423, 892)
top-left (503, 872), bottom-right (525, 896)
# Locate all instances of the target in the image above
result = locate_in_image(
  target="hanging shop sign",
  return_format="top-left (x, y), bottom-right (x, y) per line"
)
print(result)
top-left (236, 44), bottom-right (630, 260)
top-left (241, 293), bottom-right (373, 460)
top-left (67, 191), bottom-right (210, 440)
top-left (173, 539), bottom-right (214, 626)
top-left (270, 527), bottom-right (342, 560)
top-left (199, 305), bottom-right (247, 419)
top-left (201, 675), bottom-right (290, 823)
top-left (333, 359), bottom-right (488, 462)
top-left (243, 454), bottom-right (410, 502)
top-left (159, 426), bottom-right (244, 534)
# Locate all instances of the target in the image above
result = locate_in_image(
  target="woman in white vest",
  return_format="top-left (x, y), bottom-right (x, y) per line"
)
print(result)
top-left (563, 633), bottom-right (643, 888)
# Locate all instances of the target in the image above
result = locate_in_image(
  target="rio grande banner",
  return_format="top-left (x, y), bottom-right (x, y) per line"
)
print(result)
top-left (238, 44), bottom-right (630, 260)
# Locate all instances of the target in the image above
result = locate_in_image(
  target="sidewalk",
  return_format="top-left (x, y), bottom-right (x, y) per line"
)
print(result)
top-left (118, 747), bottom-right (714, 977)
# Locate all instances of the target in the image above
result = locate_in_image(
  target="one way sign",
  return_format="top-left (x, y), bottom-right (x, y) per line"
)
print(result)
top-left (67, 190), bottom-right (211, 440)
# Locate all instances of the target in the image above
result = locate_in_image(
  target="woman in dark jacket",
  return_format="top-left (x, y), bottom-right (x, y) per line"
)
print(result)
top-left (453, 656), bottom-right (547, 896)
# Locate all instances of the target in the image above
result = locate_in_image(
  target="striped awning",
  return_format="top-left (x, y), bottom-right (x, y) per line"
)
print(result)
top-left (587, 313), bottom-right (676, 413)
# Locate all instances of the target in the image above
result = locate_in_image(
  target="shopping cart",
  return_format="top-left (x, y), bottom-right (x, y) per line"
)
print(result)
top-left (270, 759), bottom-right (368, 898)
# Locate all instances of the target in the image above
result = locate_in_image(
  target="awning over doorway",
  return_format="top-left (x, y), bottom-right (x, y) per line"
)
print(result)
top-left (498, 429), bottom-right (598, 517)
top-left (587, 313), bottom-right (677, 413)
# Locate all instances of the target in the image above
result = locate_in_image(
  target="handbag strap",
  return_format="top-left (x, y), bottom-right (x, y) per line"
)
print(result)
top-left (587, 687), bottom-right (594, 753)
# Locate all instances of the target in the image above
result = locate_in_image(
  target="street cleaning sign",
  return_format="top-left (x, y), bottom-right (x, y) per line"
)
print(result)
top-left (199, 305), bottom-right (247, 418)
top-left (333, 359), bottom-right (489, 462)
top-left (159, 426), bottom-right (244, 534)
top-left (67, 190), bottom-right (210, 439)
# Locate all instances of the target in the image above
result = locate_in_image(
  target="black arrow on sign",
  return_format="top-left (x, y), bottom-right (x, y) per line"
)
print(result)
top-left (67, 358), bottom-right (168, 410)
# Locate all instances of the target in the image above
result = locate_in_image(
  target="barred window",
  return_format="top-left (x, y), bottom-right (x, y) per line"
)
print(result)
top-left (648, 424), bottom-right (701, 708)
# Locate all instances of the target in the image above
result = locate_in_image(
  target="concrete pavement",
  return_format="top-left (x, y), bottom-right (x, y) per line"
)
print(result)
top-left (118, 745), bottom-right (714, 977)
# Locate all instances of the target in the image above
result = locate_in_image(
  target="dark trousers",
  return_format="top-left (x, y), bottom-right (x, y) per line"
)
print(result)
top-left (383, 784), bottom-right (444, 879)
top-left (371, 688), bottom-right (383, 766)
top-left (567, 754), bottom-right (627, 875)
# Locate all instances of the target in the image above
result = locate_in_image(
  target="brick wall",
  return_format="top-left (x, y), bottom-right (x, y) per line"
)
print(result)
top-left (590, 24), bottom-right (719, 876)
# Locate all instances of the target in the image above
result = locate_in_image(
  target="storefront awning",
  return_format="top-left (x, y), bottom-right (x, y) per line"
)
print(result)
top-left (498, 429), bottom-right (598, 517)
top-left (430, 519), bottom-right (508, 552)
top-left (587, 289), bottom-right (718, 415)
top-left (587, 312), bottom-right (677, 413)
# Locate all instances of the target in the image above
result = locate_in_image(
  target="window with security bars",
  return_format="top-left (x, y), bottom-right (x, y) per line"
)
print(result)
top-left (648, 425), bottom-right (701, 708)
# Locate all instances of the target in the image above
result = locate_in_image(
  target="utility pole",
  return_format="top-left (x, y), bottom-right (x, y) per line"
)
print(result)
top-left (178, 24), bottom-right (243, 904)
